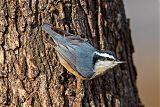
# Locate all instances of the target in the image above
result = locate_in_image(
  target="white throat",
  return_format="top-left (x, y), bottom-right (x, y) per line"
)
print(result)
top-left (94, 60), bottom-right (117, 72)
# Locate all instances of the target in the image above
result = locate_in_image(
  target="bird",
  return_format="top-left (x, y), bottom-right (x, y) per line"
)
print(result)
top-left (42, 23), bottom-right (124, 80)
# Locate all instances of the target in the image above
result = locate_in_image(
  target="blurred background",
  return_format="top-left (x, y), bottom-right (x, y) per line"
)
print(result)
top-left (123, 0), bottom-right (159, 107)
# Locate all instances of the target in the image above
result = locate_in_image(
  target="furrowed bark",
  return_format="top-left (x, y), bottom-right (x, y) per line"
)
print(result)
top-left (0, 0), bottom-right (143, 107)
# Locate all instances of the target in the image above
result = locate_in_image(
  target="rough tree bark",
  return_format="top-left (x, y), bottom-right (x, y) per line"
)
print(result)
top-left (0, 0), bottom-right (143, 107)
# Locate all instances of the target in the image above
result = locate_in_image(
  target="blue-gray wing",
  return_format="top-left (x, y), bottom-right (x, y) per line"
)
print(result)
top-left (56, 42), bottom-right (96, 78)
top-left (43, 23), bottom-right (96, 78)
top-left (76, 43), bottom-right (96, 78)
top-left (56, 43), bottom-right (77, 70)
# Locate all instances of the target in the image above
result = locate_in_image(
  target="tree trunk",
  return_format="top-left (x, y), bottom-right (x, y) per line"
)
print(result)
top-left (0, 0), bottom-right (143, 107)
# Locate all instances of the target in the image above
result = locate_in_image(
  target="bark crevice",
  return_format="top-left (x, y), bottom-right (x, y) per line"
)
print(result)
top-left (0, 0), bottom-right (143, 107)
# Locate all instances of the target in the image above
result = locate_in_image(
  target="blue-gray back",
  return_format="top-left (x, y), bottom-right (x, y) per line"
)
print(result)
top-left (43, 23), bottom-right (96, 78)
top-left (75, 42), bottom-right (96, 77)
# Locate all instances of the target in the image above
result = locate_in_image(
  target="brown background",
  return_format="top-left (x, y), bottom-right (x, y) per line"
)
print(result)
top-left (124, 0), bottom-right (159, 107)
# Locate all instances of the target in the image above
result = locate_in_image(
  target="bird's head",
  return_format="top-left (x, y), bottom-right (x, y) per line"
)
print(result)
top-left (92, 51), bottom-right (124, 77)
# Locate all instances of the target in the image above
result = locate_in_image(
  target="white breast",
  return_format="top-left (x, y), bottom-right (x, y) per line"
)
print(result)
top-left (94, 60), bottom-right (118, 75)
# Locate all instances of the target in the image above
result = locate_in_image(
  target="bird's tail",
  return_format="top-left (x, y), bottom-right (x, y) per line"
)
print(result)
top-left (42, 23), bottom-right (65, 44)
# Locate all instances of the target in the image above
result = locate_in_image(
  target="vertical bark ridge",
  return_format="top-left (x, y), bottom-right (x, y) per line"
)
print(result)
top-left (0, 0), bottom-right (143, 107)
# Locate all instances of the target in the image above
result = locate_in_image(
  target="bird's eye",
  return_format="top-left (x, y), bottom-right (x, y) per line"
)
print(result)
top-left (106, 57), bottom-right (114, 61)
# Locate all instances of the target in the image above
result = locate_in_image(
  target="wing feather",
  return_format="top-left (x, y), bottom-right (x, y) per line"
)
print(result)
top-left (43, 23), bottom-right (96, 78)
top-left (56, 43), bottom-right (77, 71)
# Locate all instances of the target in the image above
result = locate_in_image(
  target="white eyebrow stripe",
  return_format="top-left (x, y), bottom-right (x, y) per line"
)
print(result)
top-left (94, 51), bottom-right (115, 60)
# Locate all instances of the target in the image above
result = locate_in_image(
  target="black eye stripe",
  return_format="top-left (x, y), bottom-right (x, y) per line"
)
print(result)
top-left (92, 53), bottom-right (115, 66)
top-left (106, 57), bottom-right (114, 61)
top-left (93, 54), bottom-right (99, 65)
top-left (98, 56), bottom-right (114, 61)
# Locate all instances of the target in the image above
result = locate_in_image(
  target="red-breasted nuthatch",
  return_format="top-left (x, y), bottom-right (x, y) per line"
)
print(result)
top-left (43, 23), bottom-right (124, 80)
